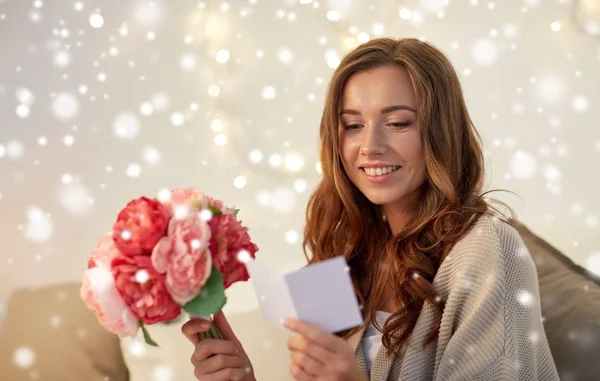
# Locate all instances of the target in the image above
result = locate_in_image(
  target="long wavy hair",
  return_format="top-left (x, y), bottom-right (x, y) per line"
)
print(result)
top-left (303, 38), bottom-right (508, 355)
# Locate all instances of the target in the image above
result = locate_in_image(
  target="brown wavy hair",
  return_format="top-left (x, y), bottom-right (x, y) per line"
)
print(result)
top-left (303, 37), bottom-right (510, 355)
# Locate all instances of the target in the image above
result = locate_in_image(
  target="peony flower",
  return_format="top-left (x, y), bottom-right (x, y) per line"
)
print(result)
top-left (112, 255), bottom-right (181, 324)
top-left (169, 187), bottom-right (203, 205)
top-left (80, 237), bottom-right (139, 337)
top-left (207, 214), bottom-right (259, 289)
top-left (164, 187), bottom-right (235, 216)
top-left (151, 213), bottom-right (213, 305)
top-left (88, 233), bottom-right (119, 268)
top-left (112, 197), bottom-right (170, 257)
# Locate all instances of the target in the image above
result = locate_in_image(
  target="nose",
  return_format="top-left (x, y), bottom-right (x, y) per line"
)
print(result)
top-left (360, 124), bottom-right (386, 156)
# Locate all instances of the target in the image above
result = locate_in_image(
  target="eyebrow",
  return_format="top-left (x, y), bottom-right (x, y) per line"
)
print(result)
top-left (339, 105), bottom-right (417, 116)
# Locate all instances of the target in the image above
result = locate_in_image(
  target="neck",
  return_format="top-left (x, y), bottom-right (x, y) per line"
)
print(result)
top-left (382, 191), bottom-right (421, 235)
top-left (383, 205), bottom-right (412, 235)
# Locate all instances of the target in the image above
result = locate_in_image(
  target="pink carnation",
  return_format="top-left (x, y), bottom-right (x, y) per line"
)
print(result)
top-left (207, 214), bottom-right (259, 289)
top-left (80, 237), bottom-right (139, 337)
top-left (151, 214), bottom-right (213, 305)
top-left (112, 255), bottom-right (181, 324)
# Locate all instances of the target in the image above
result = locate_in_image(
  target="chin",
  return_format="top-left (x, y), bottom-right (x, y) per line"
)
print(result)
top-left (362, 191), bottom-right (403, 206)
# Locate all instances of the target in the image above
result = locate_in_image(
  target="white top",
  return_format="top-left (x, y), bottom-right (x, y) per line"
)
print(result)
top-left (361, 310), bottom-right (393, 375)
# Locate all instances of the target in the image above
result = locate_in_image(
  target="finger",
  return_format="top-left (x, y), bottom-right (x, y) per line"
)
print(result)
top-left (193, 366), bottom-right (247, 381)
top-left (213, 311), bottom-right (241, 345)
top-left (290, 350), bottom-right (323, 376)
top-left (289, 362), bottom-right (316, 381)
top-left (287, 335), bottom-right (331, 365)
top-left (283, 318), bottom-right (337, 351)
top-left (193, 354), bottom-right (244, 374)
top-left (192, 339), bottom-right (239, 363)
top-left (182, 318), bottom-right (212, 345)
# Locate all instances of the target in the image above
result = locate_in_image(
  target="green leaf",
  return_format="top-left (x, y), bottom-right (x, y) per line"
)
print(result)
top-left (182, 266), bottom-right (227, 316)
top-left (233, 209), bottom-right (240, 216)
top-left (140, 322), bottom-right (159, 347)
top-left (207, 205), bottom-right (223, 216)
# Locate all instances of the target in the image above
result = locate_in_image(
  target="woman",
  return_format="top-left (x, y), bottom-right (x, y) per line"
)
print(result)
top-left (182, 38), bottom-right (560, 381)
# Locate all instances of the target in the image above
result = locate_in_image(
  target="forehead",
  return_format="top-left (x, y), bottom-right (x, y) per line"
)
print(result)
top-left (341, 65), bottom-right (416, 109)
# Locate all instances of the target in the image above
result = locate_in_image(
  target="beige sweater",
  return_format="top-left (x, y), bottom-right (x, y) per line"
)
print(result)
top-left (345, 215), bottom-right (560, 380)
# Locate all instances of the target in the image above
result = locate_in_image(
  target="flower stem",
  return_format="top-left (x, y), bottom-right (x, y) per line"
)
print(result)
top-left (211, 322), bottom-right (224, 339)
top-left (196, 318), bottom-right (224, 340)
top-left (196, 319), bottom-right (231, 381)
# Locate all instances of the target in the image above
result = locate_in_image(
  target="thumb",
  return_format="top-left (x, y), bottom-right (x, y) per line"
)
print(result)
top-left (213, 311), bottom-right (241, 345)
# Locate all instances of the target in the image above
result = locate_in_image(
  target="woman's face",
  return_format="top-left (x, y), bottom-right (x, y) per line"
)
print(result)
top-left (339, 65), bottom-right (426, 213)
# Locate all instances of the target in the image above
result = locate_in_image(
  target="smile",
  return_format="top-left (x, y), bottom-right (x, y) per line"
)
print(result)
top-left (361, 166), bottom-right (401, 177)
top-left (359, 166), bottom-right (401, 184)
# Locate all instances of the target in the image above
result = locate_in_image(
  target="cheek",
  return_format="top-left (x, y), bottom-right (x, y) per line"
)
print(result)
top-left (395, 136), bottom-right (426, 178)
top-left (339, 138), bottom-right (357, 166)
top-left (395, 137), bottom-right (423, 165)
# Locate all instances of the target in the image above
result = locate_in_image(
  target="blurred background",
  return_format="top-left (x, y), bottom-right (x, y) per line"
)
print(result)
top-left (0, 0), bottom-right (599, 380)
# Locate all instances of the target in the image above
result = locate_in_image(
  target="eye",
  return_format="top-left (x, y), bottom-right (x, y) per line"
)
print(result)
top-left (344, 124), bottom-right (363, 131)
top-left (388, 122), bottom-right (411, 128)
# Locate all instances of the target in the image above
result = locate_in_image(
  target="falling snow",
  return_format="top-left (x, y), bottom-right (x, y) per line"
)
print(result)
top-left (0, 1), bottom-right (598, 377)
top-left (510, 151), bottom-right (537, 179)
top-left (261, 86), bottom-right (277, 100)
top-left (13, 346), bottom-right (35, 368)
top-left (586, 252), bottom-right (600, 277)
top-left (516, 290), bottom-right (535, 308)
top-left (470, 38), bottom-right (499, 66)
top-left (113, 112), bottom-right (141, 141)
top-left (51, 92), bottom-right (79, 121)
top-left (57, 180), bottom-right (94, 217)
top-left (23, 206), bottom-right (54, 242)
top-left (152, 364), bottom-right (173, 381)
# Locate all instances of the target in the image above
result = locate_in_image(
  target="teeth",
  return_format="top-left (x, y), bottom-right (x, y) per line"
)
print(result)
top-left (363, 166), bottom-right (399, 176)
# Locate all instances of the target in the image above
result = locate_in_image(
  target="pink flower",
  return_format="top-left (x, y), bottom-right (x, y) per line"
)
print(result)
top-left (207, 214), bottom-right (259, 289)
top-left (80, 237), bottom-right (139, 337)
top-left (112, 255), bottom-right (181, 324)
top-left (165, 187), bottom-right (235, 215)
top-left (170, 188), bottom-right (203, 205)
top-left (112, 197), bottom-right (170, 257)
top-left (88, 233), bottom-right (119, 268)
top-left (151, 214), bottom-right (213, 305)
top-left (201, 195), bottom-right (227, 212)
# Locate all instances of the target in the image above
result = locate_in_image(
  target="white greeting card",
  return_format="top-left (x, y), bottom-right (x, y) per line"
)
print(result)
top-left (245, 256), bottom-right (363, 333)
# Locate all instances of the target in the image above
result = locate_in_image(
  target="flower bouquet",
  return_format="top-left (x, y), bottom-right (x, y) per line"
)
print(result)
top-left (80, 187), bottom-right (258, 346)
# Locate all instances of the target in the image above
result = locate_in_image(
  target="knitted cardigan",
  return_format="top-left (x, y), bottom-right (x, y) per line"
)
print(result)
top-left (345, 215), bottom-right (560, 380)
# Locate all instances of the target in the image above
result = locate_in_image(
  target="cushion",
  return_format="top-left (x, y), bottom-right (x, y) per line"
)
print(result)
top-left (0, 283), bottom-right (129, 381)
top-left (512, 220), bottom-right (600, 381)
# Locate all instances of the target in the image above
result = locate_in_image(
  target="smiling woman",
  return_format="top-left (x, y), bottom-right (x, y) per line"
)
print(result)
top-left (298, 37), bottom-right (560, 380)
top-left (184, 37), bottom-right (561, 381)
